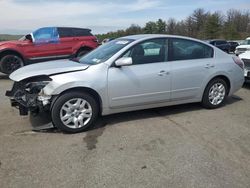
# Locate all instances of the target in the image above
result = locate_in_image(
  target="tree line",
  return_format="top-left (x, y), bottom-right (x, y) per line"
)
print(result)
top-left (96, 8), bottom-right (250, 41)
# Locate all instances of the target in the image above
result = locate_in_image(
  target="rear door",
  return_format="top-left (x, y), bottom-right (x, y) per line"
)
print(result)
top-left (108, 38), bottom-right (171, 108)
top-left (56, 27), bottom-right (76, 56)
top-left (169, 38), bottom-right (215, 100)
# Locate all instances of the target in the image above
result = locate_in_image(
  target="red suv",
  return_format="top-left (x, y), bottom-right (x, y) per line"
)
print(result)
top-left (0, 27), bottom-right (98, 74)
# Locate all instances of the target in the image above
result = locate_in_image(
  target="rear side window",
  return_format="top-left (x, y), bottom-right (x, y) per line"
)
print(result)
top-left (209, 41), bottom-right (215, 45)
top-left (170, 38), bottom-right (213, 61)
top-left (58, 28), bottom-right (93, 38)
top-left (216, 41), bottom-right (227, 45)
top-left (58, 28), bottom-right (74, 38)
top-left (73, 28), bottom-right (93, 37)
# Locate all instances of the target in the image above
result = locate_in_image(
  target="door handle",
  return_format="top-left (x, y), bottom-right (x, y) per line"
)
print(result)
top-left (204, 64), bottom-right (215, 69)
top-left (158, 70), bottom-right (169, 76)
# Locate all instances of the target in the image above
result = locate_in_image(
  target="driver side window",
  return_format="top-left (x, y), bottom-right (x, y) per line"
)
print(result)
top-left (122, 38), bottom-right (168, 65)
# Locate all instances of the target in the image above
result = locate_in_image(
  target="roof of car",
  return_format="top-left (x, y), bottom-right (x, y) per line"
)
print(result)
top-left (57, 27), bottom-right (91, 31)
top-left (119, 34), bottom-right (201, 41)
top-left (118, 34), bottom-right (214, 47)
top-left (208, 39), bottom-right (227, 42)
top-left (119, 34), bottom-right (162, 40)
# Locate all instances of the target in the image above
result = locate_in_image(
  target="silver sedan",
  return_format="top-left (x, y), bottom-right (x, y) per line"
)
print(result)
top-left (6, 34), bottom-right (244, 133)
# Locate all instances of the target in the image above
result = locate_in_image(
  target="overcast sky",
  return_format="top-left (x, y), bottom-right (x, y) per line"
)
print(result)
top-left (0, 0), bottom-right (249, 34)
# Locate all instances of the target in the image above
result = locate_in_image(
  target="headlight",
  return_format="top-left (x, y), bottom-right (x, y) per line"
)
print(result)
top-left (25, 81), bottom-right (51, 93)
top-left (23, 75), bottom-right (52, 93)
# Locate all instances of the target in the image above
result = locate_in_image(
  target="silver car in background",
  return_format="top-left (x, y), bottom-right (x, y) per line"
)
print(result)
top-left (6, 34), bottom-right (244, 133)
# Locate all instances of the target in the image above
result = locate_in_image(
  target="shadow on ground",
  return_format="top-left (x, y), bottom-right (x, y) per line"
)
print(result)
top-left (243, 83), bottom-right (250, 90)
top-left (32, 94), bottom-right (242, 134)
top-left (0, 74), bottom-right (9, 79)
top-left (21, 94), bottom-right (242, 150)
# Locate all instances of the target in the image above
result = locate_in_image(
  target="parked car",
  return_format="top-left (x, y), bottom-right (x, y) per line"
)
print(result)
top-left (6, 34), bottom-right (244, 133)
top-left (101, 38), bottom-right (115, 44)
top-left (208, 39), bottom-right (230, 53)
top-left (235, 37), bottom-right (250, 56)
top-left (239, 51), bottom-right (250, 82)
top-left (228, 41), bottom-right (239, 53)
top-left (0, 27), bottom-right (98, 74)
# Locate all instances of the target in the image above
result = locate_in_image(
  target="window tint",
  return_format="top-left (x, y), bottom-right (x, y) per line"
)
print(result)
top-left (58, 28), bottom-right (74, 38)
top-left (73, 28), bottom-right (92, 37)
top-left (209, 41), bottom-right (215, 45)
top-left (58, 28), bottom-right (92, 38)
top-left (33, 27), bottom-right (59, 43)
top-left (170, 38), bottom-right (213, 61)
top-left (215, 40), bottom-right (227, 45)
top-left (122, 38), bottom-right (168, 65)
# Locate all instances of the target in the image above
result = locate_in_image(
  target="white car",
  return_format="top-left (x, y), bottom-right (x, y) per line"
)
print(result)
top-left (239, 51), bottom-right (250, 81)
top-left (235, 37), bottom-right (250, 56)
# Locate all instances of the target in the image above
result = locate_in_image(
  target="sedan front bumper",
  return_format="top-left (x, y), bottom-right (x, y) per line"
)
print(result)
top-left (5, 81), bottom-right (50, 116)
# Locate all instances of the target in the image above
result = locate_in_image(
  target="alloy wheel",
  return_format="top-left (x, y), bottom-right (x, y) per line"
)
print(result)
top-left (1, 55), bottom-right (23, 74)
top-left (208, 83), bottom-right (226, 105)
top-left (60, 98), bottom-right (92, 129)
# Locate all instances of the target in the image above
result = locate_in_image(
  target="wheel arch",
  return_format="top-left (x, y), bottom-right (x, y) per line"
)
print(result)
top-left (51, 87), bottom-right (103, 114)
top-left (205, 75), bottom-right (231, 95)
top-left (0, 49), bottom-right (25, 63)
top-left (75, 46), bottom-right (93, 55)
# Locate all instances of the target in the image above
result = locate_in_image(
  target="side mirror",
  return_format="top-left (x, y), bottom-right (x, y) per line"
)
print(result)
top-left (115, 57), bottom-right (132, 67)
top-left (25, 34), bottom-right (33, 42)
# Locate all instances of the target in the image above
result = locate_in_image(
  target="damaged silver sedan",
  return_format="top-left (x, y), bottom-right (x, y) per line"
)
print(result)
top-left (6, 35), bottom-right (244, 133)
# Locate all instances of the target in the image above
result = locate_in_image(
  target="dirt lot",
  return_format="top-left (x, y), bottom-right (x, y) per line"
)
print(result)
top-left (0, 74), bottom-right (250, 188)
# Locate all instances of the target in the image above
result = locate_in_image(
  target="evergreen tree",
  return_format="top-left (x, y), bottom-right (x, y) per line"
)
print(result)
top-left (144, 21), bottom-right (158, 34)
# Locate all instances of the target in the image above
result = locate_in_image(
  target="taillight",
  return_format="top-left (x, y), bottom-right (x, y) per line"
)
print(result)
top-left (232, 56), bottom-right (244, 69)
top-left (93, 38), bottom-right (98, 43)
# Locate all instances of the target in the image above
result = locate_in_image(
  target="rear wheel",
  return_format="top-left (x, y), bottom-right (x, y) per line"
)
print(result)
top-left (202, 78), bottom-right (228, 109)
top-left (76, 49), bottom-right (90, 58)
top-left (51, 91), bottom-right (99, 133)
top-left (0, 54), bottom-right (24, 74)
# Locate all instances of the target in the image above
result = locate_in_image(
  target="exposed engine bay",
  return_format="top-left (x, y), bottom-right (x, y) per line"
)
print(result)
top-left (5, 76), bottom-right (52, 116)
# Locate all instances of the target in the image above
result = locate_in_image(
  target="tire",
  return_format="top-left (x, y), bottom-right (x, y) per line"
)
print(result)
top-left (76, 49), bottom-right (89, 58)
top-left (202, 78), bottom-right (228, 109)
top-left (51, 91), bottom-right (99, 133)
top-left (0, 54), bottom-right (24, 74)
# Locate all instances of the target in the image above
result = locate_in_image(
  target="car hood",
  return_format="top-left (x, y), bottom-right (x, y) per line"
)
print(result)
top-left (10, 59), bottom-right (90, 81)
top-left (0, 40), bottom-right (23, 47)
top-left (236, 45), bottom-right (250, 49)
top-left (239, 51), bottom-right (250, 59)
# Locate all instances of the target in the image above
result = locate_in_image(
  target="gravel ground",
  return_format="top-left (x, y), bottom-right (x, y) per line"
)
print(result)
top-left (0, 74), bottom-right (250, 188)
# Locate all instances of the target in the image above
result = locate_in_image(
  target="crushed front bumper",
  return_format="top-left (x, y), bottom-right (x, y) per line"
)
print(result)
top-left (5, 81), bottom-right (50, 116)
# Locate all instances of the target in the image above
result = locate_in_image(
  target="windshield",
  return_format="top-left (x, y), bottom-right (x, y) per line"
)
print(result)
top-left (241, 39), bottom-right (250, 45)
top-left (79, 39), bottom-right (134, 65)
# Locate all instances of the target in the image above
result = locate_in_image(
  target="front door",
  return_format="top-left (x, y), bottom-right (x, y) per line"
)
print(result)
top-left (22, 27), bottom-right (59, 60)
top-left (108, 38), bottom-right (171, 108)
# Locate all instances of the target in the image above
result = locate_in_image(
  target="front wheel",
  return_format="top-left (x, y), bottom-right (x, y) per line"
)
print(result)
top-left (202, 78), bottom-right (228, 109)
top-left (51, 91), bottom-right (99, 133)
top-left (0, 54), bottom-right (24, 74)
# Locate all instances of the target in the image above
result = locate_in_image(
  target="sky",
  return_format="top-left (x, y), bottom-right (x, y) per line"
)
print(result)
top-left (0, 0), bottom-right (249, 35)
